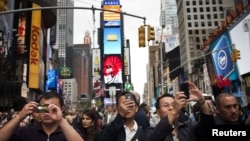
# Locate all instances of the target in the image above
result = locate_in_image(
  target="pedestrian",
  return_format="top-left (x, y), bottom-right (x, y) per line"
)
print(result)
top-left (0, 91), bottom-right (83, 141)
top-left (146, 81), bottom-right (207, 141)
top-left (102, 91), bottom-right (146, 141)
top-left (77, 109), bottom-right (102, 141)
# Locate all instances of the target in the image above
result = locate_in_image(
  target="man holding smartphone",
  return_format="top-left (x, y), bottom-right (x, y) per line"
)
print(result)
top-left (0, 91), bottom-right (83, 141)
top-left (102, 91), bottom-right (146, 141)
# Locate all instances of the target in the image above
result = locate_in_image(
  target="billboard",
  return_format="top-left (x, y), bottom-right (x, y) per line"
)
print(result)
top-left (103, 5), bottom-right (121, 27)
top-left (103, 55), bottom-right (123, 84)
top-left (104, 27), bottom-right (121, 54)
top-left (165, 34), bottom-right (180, 52)
top-left (28, 3), bottom-right (44, 90)
top-left (124, 47), bottom-right (130, 76)
top-left (59, 66), bottom-right (73, 78)
top-left (229, 14), bottom-right (250, 75)
top-left (92, 48), bottom-right (101, 76)
top-left (210, 32), bottom-right (238, 80)
top-left (46, 69), bottom-right (58, 89)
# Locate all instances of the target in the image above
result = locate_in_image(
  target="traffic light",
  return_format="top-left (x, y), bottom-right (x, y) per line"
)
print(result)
top-left (147, 25), bottom-right (155, 41)
top-left (231, 48), bottom-right (241, 62)
top-left (0, 0), bottom-right (8, 12)
top-left (138, 26), bottom-right (145, 47)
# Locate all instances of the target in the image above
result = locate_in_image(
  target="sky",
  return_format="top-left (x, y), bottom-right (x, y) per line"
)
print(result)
top-left (73, 0), bottom-right (161, 95)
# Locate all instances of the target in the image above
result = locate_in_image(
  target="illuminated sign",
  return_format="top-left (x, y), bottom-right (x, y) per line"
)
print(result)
top-left (103, 5), bottom-right (121, 26)
top-left (28, 3), bottom-right (42, 89)
top-left (92, 49), bottom-right (101, 76)
top-left (103, 0), bottom-right (120, 5)
top-left (59, 66), bottom-right (73, 78)
top-left (210, 32), bottom-right (238, 80)
top-left (103, 55), bottom-right (123, 84)
top-left (104, 27), bottom-right (121, 54)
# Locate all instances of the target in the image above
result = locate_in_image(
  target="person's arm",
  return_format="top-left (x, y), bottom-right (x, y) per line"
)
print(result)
top-left (0, 102), bottom-right (37, 141)
top-left (47, 104), bottom-right (83, 141)
top-left (59, 118), bottom-right (84, 141)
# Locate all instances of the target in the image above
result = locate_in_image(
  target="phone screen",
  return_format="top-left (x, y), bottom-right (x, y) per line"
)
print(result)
top-left (180, 83), bottom-right (189, 99)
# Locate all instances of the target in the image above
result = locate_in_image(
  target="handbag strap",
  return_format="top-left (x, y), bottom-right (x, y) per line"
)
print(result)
top-left (131, 126), bottom-right (142, 141)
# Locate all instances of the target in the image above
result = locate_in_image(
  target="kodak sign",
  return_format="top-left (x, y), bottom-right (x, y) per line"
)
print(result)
top-left (28, 3), bottom-right (41, 89)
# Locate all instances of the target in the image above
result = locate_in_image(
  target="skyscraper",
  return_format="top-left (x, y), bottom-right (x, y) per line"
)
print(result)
top-left (175, 0), bottom-right (234, 89)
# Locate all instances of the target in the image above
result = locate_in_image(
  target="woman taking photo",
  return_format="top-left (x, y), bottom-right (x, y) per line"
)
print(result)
top-left (78, 109), bottom-right (102, 141)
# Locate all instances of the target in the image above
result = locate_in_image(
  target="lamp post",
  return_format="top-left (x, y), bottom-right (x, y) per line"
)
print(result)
top-left (160, 10), bottom-right (166, 95)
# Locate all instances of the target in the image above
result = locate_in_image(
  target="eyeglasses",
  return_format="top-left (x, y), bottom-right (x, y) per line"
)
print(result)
top-left (160, 103), bottom-right (174, 108)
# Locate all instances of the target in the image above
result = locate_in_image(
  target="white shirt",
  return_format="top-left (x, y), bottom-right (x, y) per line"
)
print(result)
top-left (124, 120), bottom-right (138, 141)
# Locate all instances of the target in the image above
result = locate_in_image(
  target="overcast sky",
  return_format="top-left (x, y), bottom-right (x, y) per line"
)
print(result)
top-left (73, 0), bottom-right (161, 95)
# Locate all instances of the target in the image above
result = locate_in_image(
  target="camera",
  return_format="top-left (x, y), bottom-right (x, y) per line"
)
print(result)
top-left (179, 82), bottom-right (189, 99)
top-left (36, 104), bottom-right (49, 113)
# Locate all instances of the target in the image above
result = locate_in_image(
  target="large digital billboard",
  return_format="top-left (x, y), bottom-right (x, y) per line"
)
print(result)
top-left (229, 14), bottom-right (250, 75)
top-left (210, 32), bottom-right (238, 80)
top-left (103, 5), bottom-right (121, 27)
top-left (103, 55), bottom-right (123, 84)
top-left (104, 27), bottom-right (121, 54)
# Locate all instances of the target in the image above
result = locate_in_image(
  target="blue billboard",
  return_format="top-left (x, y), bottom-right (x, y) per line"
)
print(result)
top-left (104, 27), bottom-right (121, 54)
top-left (210, 32), bottom-right (238, 80)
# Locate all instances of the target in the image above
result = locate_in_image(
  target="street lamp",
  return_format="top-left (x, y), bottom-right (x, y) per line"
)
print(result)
top-left (160, 10), bottom-right (166, 95)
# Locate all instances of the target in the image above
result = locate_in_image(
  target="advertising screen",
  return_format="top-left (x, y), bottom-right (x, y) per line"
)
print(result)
top-left (210, 32), bottom-right (238, 80)
top-left (104, 27), bottom-right (121, 54)
top-left (103, 5), bottom-right (121, 27)
top-left (103, 55), bottom-right (123, 84)
top-left (229, 14), bottom-right (250, 75)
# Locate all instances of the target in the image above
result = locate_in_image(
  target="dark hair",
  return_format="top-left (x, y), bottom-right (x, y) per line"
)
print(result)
top-left (155, 93), bottom-right (174, 109)
top-left (80, 109), bottom-right (99, 141)
top-left (12, 96), bottom-right (27, 111)
top-left (38, 91), bottom-right (64, 107)
top-left (116, 91), bottom-right (138, 106)
top-left (215, 93), bottom-right (235, 107)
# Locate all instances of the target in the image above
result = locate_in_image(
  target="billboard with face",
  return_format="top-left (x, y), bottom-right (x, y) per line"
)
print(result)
top-left (103, 55), bottom-right (123, 84)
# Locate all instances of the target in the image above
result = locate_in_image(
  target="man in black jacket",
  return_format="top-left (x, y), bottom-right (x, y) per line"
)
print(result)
top-left (102, 91), bottom-right (146, 141)
top-left (146, 81), bottom-right (206, 141)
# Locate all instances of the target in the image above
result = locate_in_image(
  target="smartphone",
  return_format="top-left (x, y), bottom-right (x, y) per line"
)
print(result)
top-left (125, 93), bottom-right (134, 101)
top-left (180, 83), bottom-right (189, 99)
top-left (36, 104), bottom-right (49, 113)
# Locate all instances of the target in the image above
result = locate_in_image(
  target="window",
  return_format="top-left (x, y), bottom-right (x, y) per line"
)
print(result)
top-left (189, 37), bottom-right (194, 43)
top-left (197, 45), bottom-right (201, 50)
top-left (194, 22), bottom-right (198, 27)
top-left (189, 30), bottom-right (192, 34)
top-left (187, 8), bottom-right (190, 13)
top-left (201, 22), bottom-right (205, 27)
top-left (200, 14), bottom-right (204, 19)
top-left (195, 30), bottom-right (199, 34)
top-left (214, 14), bottom-right (218, 19)
top-left (190, 44), bottom-right (194, 50)
top-left (208, 21), bottom-right (212, 26)
top-left (213, 7), bottom-right (217, 12)
top-left (212, 0), bottom-right (216, 4)
top-left (193, 8), bottom-right (197, 12)
top-left (187, 15), bottom-right (191, 20)
top-left (193, 1), bottom-right (196, 5)
top-left (207, 14), bottom-right (211, 19)
top-left (186, 1), bottom-right (190, 5)
top-left (214, 21), bottom-right (218, 26)
top-left (202, 30), bottom-right (206, 34)
top-left (188, 22), bottom-right (192, 27)
top-left (200, 8), bottom-right (203, 12)
top-left (199, 0), bottom-right (203, 5)
top-left (196, 37), bottom-right (200, 42)
top-left (194, 15), bottom-right (198, 20)
top-left (206, 7), bottom-right (210, 12)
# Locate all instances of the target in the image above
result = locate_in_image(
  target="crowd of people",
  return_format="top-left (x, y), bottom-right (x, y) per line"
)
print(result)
top-left (1, 81), bottom-right (250, 141)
